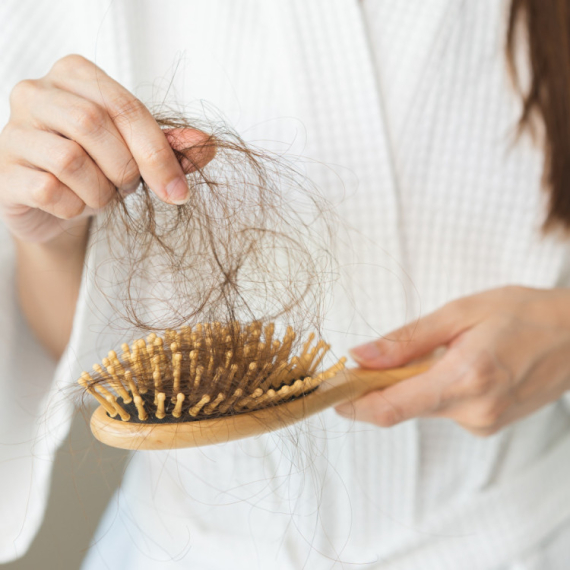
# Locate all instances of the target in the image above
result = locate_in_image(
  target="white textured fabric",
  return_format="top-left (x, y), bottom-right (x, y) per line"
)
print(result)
top-left (1, 1), bottom-right (570, 569)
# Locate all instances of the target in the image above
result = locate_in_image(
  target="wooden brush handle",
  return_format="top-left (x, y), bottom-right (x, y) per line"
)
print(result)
top-left (90, 361), bottom-right (431, 450)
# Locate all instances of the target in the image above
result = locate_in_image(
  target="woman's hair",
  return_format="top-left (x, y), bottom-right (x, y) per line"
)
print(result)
top-left (508, 0), bottom-right (570, 230)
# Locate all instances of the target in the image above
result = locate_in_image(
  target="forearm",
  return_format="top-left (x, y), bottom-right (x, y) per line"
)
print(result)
top-left (14, 219), bottom-right (90, 360)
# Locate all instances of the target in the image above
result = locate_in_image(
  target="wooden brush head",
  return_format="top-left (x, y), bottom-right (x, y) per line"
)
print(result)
top-left (79, 321), bottom-right (346, 425)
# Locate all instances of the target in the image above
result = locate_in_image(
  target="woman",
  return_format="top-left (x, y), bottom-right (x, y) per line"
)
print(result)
top-left (1, 1), bottom-right (569, 568)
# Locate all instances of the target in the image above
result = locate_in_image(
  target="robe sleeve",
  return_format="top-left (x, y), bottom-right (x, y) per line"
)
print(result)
top-left (0, 217), bottom-right (124, 562)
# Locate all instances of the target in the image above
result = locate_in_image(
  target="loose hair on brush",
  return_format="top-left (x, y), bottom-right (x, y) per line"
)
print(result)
top-left (79, 111), bottom-right (340, 422)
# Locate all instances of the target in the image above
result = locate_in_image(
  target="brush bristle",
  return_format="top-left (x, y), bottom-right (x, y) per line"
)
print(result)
top-left (78, 322), bottom-right (346, 423)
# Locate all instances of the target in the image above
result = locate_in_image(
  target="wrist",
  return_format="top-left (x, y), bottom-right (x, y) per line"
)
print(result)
top-left (13, 217), bottom-right (90, 261)
top-left (13, 217), bottom-right (91, 359)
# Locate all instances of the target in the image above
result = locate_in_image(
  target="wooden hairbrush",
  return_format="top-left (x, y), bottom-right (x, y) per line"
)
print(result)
top-left (79, 321), bottom-right (429, 450)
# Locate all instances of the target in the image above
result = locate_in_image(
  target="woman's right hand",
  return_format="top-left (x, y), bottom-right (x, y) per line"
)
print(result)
top-left (0, 54), bottom-right (216, 358)
top-left (0, 54), bottom-right (213, 244)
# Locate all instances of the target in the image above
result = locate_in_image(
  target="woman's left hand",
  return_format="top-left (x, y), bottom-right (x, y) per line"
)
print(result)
top-left (335, 286), bottom-right (570, 436)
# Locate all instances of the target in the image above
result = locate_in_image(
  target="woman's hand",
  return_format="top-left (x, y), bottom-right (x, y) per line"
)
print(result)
top-left (335, 286), bottom-right (570, 436)
top-left (0, 54), bottom-right (216, 358)
top-left (0, 54), bottom-right (214, 243)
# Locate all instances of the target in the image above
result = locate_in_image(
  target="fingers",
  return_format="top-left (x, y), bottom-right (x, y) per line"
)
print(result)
top-left (10, 56), bottom-right (217, 208)
top-left (336, 325), bottom-right (509, 432)
top-left (2, 55), bottom-right (217, 244)
top-left (26, 86), bottom-right (140, 192)
top-left (47, 56), bottom-right (192, 203)
top-left (437, 398), bottom-right (511, 437)
top-left (7, 164), bottom-right (86, 220)
top-left (7, 127), bottom-right (117, 210)
top-left (335, 356), bottom-right (456, 426)
top-left (349, 297), bottom-right (480, 368)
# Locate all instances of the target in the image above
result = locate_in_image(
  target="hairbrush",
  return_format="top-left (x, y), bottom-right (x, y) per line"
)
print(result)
top-left (79, 321), bottom-right (430, 450)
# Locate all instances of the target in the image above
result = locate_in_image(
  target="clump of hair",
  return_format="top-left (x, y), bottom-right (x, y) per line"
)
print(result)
top-left (91, 111), bottom-right (336, 366)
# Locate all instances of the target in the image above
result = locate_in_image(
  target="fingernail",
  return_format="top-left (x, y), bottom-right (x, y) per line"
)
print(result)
top-left (349, 342), bottom-right (383, 364)
top-left (165, 176), bottom-right (189, 205)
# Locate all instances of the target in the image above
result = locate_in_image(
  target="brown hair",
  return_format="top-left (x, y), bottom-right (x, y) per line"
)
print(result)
top-left (507, 0), bottom-right (570, 230)
top-left (95, 112), bottom-right (336, 339)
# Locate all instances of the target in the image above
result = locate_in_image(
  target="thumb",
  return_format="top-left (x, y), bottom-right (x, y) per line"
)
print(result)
top-left (349, 299), bottom-right (477, 368)
top-left (164, 128), bottom-right (217, 174)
